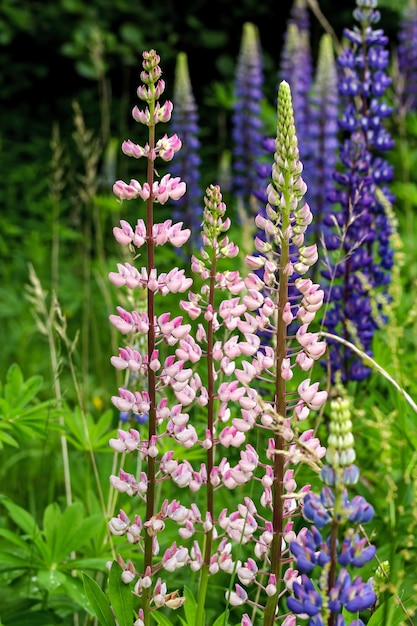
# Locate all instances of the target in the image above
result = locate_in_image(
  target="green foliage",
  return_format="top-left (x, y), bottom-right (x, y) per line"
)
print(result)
top-left (83, 571), bottom-right (116, 626)
top-left (0, 498), bottom-right (108, 623)
top-left (108, 561), bottom-right (134, 626)
top-left (0, 364), bottom-right (58, 448)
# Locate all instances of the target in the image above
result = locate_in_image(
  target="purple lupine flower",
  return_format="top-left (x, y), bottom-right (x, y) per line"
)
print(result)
top-left (232, 22), bottom-right (264, 205)
top-left (397, 0), bottom-right (417, 111)
top-left (322, 0), bottom-right (395, 382)
top-left (279, 0), bottom-right (313, 165)
top-left (286, 574), bottom-right (323, 616)
top-left (290, 526), bottom-right (330, 573)
top-left (308, 33), bottom-right (339, 247)
top-left (170, 52), bottom-right (202, 251)
top-left (253, 0), bottom-right (312, 213)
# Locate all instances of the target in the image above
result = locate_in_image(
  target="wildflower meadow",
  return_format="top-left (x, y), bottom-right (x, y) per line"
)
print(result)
top-left (1, 0), bottom-right (417, 625)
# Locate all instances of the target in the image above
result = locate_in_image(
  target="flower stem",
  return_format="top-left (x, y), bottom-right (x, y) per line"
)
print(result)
top-left (143, 122), bottom-right (156, 626)
top-left (196, 242), bottom-right (217, 625)
top-left (264, 173), bottom-right (291, 625)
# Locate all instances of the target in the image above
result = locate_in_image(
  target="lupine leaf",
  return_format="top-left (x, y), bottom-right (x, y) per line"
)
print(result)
top-left (83, 572), bottom-right (115, 626)
top-left (45, 501), bottom-right (83, 561)
top-left (0, 550), bottom-right (41, 570)
top-left (37, 568), bottom-right (66, 592)
top-left (182, 585), bottom-right (197, 625)
top-left (0, 497), bottom-right (51, 563)
top-left (108, 560), bottom-right (134, 626)
top-left (0, 426), bottom-right (18, 447)
top-left (61, 572), bottom-right (95, 612)
top-left (212, 609), bottom-right (231, 626)
top-left (152, 612), bottom-right (176, 625)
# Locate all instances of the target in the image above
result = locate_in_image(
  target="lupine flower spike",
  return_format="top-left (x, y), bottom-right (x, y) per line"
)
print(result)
top-left (170, 52), bottom-right (202, 252)
top-left (322, 0), bottom-right (395, 382)
top-left (288, 385), bottom-right (377, 624)
top-left (279, 0), bottom-right (313, 165)
top-left (254, 0), bottom-right (312, 230)
top-left (110, 50), bottom-right (189, 624)
top-left (225, 80), bottom-right (327, 626)
top-left (232, 22), bottom-right (264, 210)
top-left (308, 33), bottom-right (339, 249)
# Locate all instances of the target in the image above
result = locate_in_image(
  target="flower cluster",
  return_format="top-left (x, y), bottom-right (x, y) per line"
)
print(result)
top-left (321, 0), bottom-right (395, 382)
top-left (287, 387), bottom-right (377, 624)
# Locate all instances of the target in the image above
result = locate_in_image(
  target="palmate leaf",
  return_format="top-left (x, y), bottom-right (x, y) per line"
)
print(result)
top-left (3, 363), bottom-right (43, 407)
top-left (0, 496), bottom-right (51, 564)
top-left (0, 422), bottom-right (18, 447)
top-left (212, 610), bottom-right (231, 626)
top-left (42, 501), bottom-right (103, 563)
top-left (37, 568), bottom-right (67, 592)
top-left (0, 549), bottom-right (43, 571)
top-left (63, 406), bottom-right (116, 452)
top-left (152, 613), bottom-right (177, 626)
top-left (0, 363), bottom-right (59, 447)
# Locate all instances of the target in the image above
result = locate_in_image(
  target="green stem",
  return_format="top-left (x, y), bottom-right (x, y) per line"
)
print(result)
top-left (143, 120), bottom-right (156, 626)
top-left (196, 246), bottom-right (217, 625)
top-left (263, 191), bottom-right (290, 625)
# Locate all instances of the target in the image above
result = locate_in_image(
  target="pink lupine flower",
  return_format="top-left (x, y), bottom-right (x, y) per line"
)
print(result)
top-left (226, 584), bottom-right (248, 607)
top-left (108, 510), bottom-right (130, 536)
top-left (238, 557), bottom-right (258, 585)
top-left (155, 133), bottom-right (182, 160)
top-left (109, 307), bottom-right (149, 334)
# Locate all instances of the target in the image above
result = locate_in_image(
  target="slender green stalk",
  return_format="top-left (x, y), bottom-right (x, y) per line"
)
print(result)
top-left (263, 200), bottom-right (289, 626)
top-left (196, 241), bottom-right (217, 625)
top-left (26, 266), bottom-right (73, 507)
top-left (143, 106), bottom-right (156, 626)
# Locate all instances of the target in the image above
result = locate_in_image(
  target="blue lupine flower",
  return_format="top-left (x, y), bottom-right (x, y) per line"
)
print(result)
top-left (170, 52), bottom-right (202, 251)
top-left (346, 495), bottom-right (375, 524)
top-left (397, 0), bottom-right (417, 111)
top-left (338, 532), bottom-right (376, 567)
top-left (253, 0), bottom-right (313, 214)
top-left (286, 574), bottom-right (323, 616)
top-left (336, 618), bottom-right (366, 626)
top-left (303, 491), bottom-right (332, 528)
top-left (290, 526), bottom-right (330, 574)
top-left (321, 464), bottom-right (360, 486)
top-left (340, 575), bottom-right (376, 612)
top-left (132, 412), bottom-right (149, 425)
top-left (279, 0), bottom-right (312, 162)
top-left (321, 0), bottom-right (395, 382)
top-left (308, 33), bottom-right (339, 248)
top-left (119, 411), bottom-right (149, 425)
top-left (232, 22), bottom-right (264, 205)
